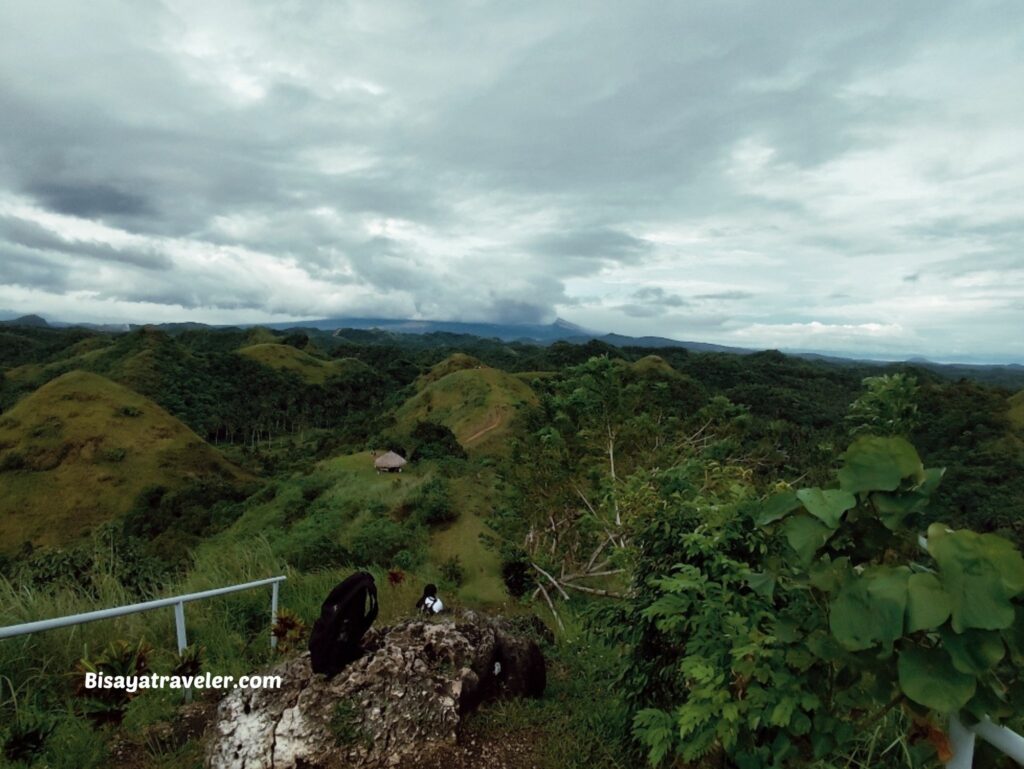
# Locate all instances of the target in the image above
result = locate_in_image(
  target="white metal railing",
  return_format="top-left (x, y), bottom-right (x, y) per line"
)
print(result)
top-left (946, 713), bottom-right (1024, 768)
top-left (0, 575), bottom-right (286, 654)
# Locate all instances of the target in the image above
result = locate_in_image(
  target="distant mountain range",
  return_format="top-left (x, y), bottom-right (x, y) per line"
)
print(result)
top-left (3, 313), bottom-right (1023, 374)
top-left (260, 316), bottom-right (756, 355)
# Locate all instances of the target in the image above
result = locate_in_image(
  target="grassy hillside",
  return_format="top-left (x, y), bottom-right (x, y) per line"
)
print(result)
top-left (0, 371), bottom-right (248, 552)
top-left (394, 362), bottom-right (539, 453)
top-left (218, 450), bottom-right (507, 605)
top-left (236, 343), bottom-right (372, 385)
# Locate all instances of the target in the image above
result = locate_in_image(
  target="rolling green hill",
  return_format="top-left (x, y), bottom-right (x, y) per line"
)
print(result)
top-left (0, 371), bottom-right (249, 552)
top-left (394, 359), bottom-right (539, 452)
top-left (236, 343), bottom-right (373, 385)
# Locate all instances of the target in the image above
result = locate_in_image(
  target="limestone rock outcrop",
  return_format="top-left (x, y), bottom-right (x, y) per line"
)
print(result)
top-left (206, 611), bottom-right (548, 769)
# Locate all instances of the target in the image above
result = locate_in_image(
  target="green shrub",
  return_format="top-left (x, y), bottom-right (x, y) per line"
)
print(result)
top-left (609, 437), bottom-right (1024, 768)
top-left (410, 478), bottom-right (456, 526)
top-left (439, 555), bottom-right (465, 586)
top-left (409, 421), bottom-right (466, 461)
top-left (101, 447), bottom-right (127, 463)
top-left (2, 710), bottom-right (55, 763)
top-left (349, 518), bottom-right (417, 567)
top-left (0, 450), bottom-right (26, 471)
top-left (284, 537), bottom-right (352, 572)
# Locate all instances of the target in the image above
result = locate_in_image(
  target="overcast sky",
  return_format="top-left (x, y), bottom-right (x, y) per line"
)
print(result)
top-left (1, 1), bottom-right (1022, 362)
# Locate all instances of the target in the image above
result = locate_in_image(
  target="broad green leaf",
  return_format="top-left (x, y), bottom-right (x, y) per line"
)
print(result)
top-left (898, 645), bottom-right (976, 713)
top-left (939, 627), bottom-right (1005, 675)
top-left (837, 436), bottom-right (924, 494)
top-left (769, 697), bottom-right (796, 727)
top-left (797, 488), bottom-right (856, 528)
top-left (757, 491), bottom-right (801, 526)
top-left (806, 630), bottom-right (851, 662)
top-left (928, 526), bottom-right (1024, 632)
top-left (829, 566), bottom-right (909, 651)
top-left (918, 467), bottom-right (945, 497)
top-left (745, 570), bottom-right (776, 602)
top-left (1002, 606), bottom-right (1024, 665)
top-left (783, 515), bottom-right (834, 565)
top-left (809, 556), bottom-right (849, 592)
top-left (872, 490), bottom-right (929, 531)
top-left (905, 573), bottom-right (951, 633)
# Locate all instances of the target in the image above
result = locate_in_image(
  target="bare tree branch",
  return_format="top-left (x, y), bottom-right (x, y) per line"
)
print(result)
top-left (537, 582), bottom-right (565, 631)
top-left (561, 582), bottom-right (624, 598)
top-left (531, 562), bottom-right (571, 601)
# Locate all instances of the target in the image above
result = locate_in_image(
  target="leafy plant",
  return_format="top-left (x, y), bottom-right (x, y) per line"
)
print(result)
top-left (2, 711), bottom-right (55, 763)
top-left (171, 643), bottom-right (203, 680)
top-left (617, 436), bottom-right (1024, 768)
top-left (846, 374), bottom-right (919, 437)
top-left (73, 638), bottom-right (153, 725)
top-left (271, 609), bottom-right (307, 653)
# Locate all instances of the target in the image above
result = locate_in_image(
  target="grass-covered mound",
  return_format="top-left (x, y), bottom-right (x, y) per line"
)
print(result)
top-left (0, 371), bottom-right (249, 552)
top-left (236, 343), bottom-right (373, 385)
top-left (394, 364), bottom-right (538, 453)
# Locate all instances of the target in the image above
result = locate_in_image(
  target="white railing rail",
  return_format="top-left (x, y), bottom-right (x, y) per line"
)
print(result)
top-left (0, 575), bottom-right (286, 654)
top-left (917, 533), bottom-right (1024, 767)
top-left (946, 713), bottom-right (1024, 768)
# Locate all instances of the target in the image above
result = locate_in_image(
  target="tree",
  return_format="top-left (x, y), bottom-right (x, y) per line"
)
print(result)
top-left (846, 374), bottom-right (919, 437)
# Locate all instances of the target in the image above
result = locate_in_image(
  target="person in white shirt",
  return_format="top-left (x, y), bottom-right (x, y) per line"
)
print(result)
top-left (415, 583), bottom-right (444, 614)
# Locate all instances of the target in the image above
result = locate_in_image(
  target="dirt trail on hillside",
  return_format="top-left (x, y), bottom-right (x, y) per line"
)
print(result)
top-left (464, 410), bottom-right (504, 444)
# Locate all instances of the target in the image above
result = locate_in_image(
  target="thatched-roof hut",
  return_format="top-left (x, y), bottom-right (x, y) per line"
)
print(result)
top-left (374, 451), bottom-right (407, 473)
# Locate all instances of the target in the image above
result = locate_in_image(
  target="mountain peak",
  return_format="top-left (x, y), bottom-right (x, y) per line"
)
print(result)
top-left (0, 313), bottom-right (48, 328)
top-left (552, 317), bottom-right (587, 332)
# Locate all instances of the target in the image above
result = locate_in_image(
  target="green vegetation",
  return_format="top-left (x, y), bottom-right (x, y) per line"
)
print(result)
top-left (1, 321), bottom-right (1023, 768)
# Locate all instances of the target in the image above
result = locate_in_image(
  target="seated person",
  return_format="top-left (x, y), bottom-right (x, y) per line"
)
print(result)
top-left (415, 583), bottom-right (444, 614)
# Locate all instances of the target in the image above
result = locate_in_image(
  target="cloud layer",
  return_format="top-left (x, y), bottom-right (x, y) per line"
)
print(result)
top-left (1, 0), bottom-right (1022, 361)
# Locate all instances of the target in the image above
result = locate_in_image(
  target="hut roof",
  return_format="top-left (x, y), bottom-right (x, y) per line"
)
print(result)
top-left (374, 451), bottom-right (408, 469)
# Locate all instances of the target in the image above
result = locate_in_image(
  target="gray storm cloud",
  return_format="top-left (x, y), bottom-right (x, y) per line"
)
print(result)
top-left (0, 0), bottom-right (1022, 361)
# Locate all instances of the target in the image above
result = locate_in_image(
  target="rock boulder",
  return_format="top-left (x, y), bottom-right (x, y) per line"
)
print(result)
top-left (206, 611), bottom-right (548, 769)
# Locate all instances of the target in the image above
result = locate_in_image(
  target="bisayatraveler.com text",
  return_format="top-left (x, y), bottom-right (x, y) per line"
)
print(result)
top-left (82, 672), bottom-right (282, 692)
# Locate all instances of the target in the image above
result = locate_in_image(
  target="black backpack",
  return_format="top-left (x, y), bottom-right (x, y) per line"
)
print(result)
top-left (308, 571), bottom-right (379, 677)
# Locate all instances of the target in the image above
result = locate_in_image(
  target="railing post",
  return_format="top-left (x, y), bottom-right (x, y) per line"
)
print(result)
top-left (946, 713), bottom-right (974, 769)
top-left (173, 601), bottom-right (187, 654)
top-left (270, 581), bottom-right (279, 650)
top-left (173, 601), bottom-right (191, 702)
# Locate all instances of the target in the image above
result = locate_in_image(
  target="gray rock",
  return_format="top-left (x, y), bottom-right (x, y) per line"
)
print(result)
top-left (206, 612), bottom-right (546, 769)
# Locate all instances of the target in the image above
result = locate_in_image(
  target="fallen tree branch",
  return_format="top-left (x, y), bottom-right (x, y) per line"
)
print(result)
top-left (562, 568), bottom-right (625, 581)
top-left (537, 582), bottom-right (565, 631)
top-left (531, 562), bottom-right (571, 601)
top-left (561, 582), bottom-right (624, 598)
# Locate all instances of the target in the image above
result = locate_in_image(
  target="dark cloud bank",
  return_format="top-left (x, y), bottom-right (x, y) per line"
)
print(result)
top-left (1, 0), bottom-right (1022, 361)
